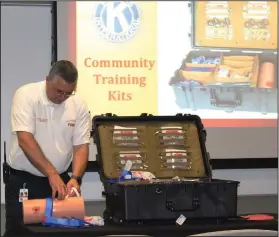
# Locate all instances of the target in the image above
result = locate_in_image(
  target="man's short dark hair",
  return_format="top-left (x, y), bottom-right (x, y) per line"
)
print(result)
top-left (48, 60), bottom-right (78, 83)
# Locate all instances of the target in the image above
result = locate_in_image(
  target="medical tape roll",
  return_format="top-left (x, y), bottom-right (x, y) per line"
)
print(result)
top-left (257, 62), bottom-right (275, 88)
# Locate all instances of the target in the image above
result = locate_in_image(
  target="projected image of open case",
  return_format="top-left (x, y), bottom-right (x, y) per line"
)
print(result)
top-left (93, 113), bottom-right (239, 223)
top-left (169, 1), bottom-right (277, 114)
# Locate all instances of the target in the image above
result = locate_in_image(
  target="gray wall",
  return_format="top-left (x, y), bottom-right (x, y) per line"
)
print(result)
top-left (1, 2), bottom-right (52, 203)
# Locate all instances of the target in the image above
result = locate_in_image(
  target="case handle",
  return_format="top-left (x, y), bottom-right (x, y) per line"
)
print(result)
top-left (210, 90), bottom-right (241, 108)
top-left (166, 199), bottom-right (200, 212)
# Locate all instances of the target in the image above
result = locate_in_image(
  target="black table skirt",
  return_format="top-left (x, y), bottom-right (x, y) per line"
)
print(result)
top-left (11, 215), bottom-right (278, 237)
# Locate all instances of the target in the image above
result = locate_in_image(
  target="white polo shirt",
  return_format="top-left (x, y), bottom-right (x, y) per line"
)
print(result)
top-left (8, 81), bottom-right (91, 177)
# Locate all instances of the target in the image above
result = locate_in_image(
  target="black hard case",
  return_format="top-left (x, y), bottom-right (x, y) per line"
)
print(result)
top-left (92, 113), bottom-right (240, 223)
top-left (169, 2), bottom-right (277, 114)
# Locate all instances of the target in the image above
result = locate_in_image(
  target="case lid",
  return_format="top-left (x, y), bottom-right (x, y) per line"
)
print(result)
top-left (192, 1), bottom-right (277, 51)
top-left (92, 113), bottom-right (212, 181)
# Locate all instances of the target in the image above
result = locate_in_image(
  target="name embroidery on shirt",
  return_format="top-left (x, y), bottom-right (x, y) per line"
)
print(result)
top-left (67, 120), bottom-right (76, 127)
top-left (37, 118), bottom-right (48, 123)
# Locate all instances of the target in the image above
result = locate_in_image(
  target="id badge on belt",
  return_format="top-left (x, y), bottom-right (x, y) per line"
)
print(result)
top-left (19, 183), bottom-right (28, 202)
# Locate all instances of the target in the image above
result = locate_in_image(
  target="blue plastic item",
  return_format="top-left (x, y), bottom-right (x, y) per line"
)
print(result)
top-left (42, 198), bottom-right (92, 228)
top-left (117, 169), bottom-right (137, 182)
top-left (191, 56), bottom-right (220, 64)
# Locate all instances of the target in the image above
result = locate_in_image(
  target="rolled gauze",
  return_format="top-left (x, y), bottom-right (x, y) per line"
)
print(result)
top-left (22, 196), bottom-right (85, 224)
top-left (257, 62), bottom-right (275, 88)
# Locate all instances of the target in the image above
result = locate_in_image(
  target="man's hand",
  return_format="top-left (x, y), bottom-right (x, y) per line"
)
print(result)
top-left (66, 178), bottom-right (81, 196)
top-left (48, 173), bottom-right (68, 200)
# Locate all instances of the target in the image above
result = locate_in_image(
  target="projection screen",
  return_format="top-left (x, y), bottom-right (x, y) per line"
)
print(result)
top-left (57, 1), bottom-right (278, 160)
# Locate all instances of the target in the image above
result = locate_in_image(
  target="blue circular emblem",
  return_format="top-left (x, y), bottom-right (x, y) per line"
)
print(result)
top-left (94, 1), bottom-right (141, 43)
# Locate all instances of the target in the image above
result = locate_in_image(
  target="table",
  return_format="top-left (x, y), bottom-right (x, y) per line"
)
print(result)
top-left (6, 215), bottom-right (279, 237)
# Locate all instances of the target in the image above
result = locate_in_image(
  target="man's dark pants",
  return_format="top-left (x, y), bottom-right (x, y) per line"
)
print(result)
top-left (4, 168), bottom-right (70, 236)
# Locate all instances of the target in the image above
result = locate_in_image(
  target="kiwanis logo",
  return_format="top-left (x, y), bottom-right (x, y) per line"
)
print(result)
top-left (94, 1), bottom-right (141, 43)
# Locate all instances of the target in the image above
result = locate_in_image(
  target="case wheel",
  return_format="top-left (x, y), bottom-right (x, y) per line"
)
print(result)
top-left (104, 210), bottom-right (123, 223)
top-left (112, 217), bottom-right (123, 223)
